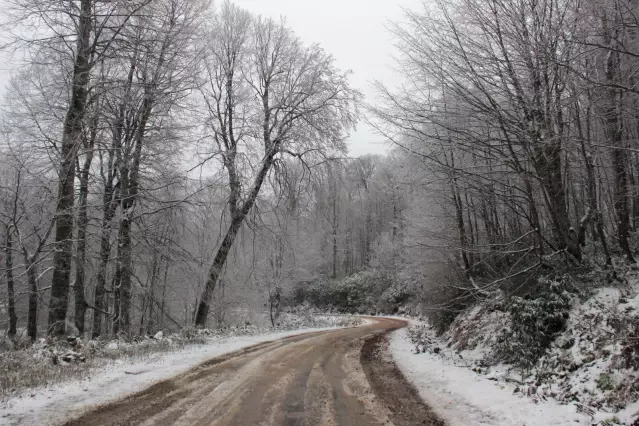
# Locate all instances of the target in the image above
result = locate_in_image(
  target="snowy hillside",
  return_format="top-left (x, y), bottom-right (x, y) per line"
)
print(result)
top-left (391, 277), bottom-right (639, 426)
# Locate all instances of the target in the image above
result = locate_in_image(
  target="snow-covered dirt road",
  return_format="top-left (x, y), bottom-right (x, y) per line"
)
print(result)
top-left (61, 317), bottom-right (441, 426)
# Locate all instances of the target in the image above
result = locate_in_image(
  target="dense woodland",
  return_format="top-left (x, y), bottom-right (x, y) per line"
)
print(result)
top-left (370, 0), bottom-right (639, 326)
top-left (2, 0), bottom-right (639, 342)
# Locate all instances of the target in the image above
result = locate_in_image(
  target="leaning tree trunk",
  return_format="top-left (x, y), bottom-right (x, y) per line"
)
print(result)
top-left (48, 0), bottom-right (93, 336)
top-left (4, 227), bottom-right (17, 338)
top-left (194, 151), bottom-right (278, 327)
top-left (194, 216), bottom-right (244, 326)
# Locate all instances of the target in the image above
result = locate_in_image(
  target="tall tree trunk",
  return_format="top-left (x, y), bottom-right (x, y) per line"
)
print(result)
top-left (269, 285), bottom-right (281, 327)
top-left (112, 248), bottom-right (123, 336)
top-left (141, 253), bottom-right (159, 335)
top-left (633, 152), bottom-right (639, 232)
top-left (453, 180), bottom-right (471, 272)
top-left (115, 216), bottom-right (133, 336)
top-left (465, 191), bottom-right (476, 266)
top-left (576, 100), bottom-right (612, 265)
top-left (92, 201), bottom-right (117, 339)
top-left (26, 261), bottom-right (38, 342)
top-left (111, 24), bottom-right (172, 333)
top-left (146, 256), bottom-right (161, 334)
top-left (604, 26), bottom-right (635, 263)
top-left (92, 58), bottom-right (134, 339)
top-left (48, 0), bottom-right (93, 336)
top-left (524, 179), bottom-right (544, 256)
top-left (112, 217), bottom-right (130, 336)
top-left (4, 227), bottom-right (17, 338)
top-left (159, 262), bottom-right (168, 330)
top-left (535, 142), bottom-right (581, 260)
top-left (115, 78), bottom-right (159, 336)
top-left (74, 131), bottom-right (96, 336)
top-left (364, 206), bottom-right (373, 264)
top-left (628, 164), bottom-right (637, 232)
top-left (331, 171), bottom-right (339, 279)
top-left (612, 143), bottom-right (634, 262)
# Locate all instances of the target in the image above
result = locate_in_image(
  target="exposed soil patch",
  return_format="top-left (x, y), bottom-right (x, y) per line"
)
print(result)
top-left (361, 331), bottom-right (445, 426)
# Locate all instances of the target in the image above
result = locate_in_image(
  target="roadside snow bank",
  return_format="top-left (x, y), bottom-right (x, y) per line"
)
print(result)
top-left (0, 327), bottom-right (341, 426)
top-left (389, 273), bottom-right (639, 425)
top-left (389, 326), bottom-right (592, 425)
top-left (439, 282), bottom-right (639, 425)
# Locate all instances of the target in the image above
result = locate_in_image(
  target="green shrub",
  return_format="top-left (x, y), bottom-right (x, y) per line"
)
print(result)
top-left (492, 276), bottom-right (573, 369)
top-left (596, 373), bottom-right (616, 391)
top-left (288, 269), bottom-right (407, 314)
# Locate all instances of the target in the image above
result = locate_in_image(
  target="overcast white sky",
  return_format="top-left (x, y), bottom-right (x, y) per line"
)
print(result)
top-left (0, 0), bottom-right (421, 157)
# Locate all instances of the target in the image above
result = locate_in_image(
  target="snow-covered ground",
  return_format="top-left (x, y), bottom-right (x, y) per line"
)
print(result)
top-left (389, 326), bottom-right (594, 425)
top-left (0, 327), bottom-right (340, 426)
top-left (388, 275), bottom-right (639, 426)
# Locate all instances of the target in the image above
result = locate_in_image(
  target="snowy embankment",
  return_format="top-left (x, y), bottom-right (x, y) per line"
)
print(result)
top-left (390, 325), bottom-right (592, 425)
top-left (389, 276), bottom-right (639, 426)
top-left (0, 326), bottom-right (343, 426)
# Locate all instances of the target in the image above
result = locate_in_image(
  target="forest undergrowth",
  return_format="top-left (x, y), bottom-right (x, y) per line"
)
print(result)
top-left (406, 261), bottom-right (639, 425)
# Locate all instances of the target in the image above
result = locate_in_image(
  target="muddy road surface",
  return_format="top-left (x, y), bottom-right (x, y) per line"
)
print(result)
top-left (65, 318), bottom-right (444, 426)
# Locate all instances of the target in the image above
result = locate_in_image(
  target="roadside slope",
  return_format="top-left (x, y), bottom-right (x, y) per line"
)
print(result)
top-left (389, 326), bottom-right (592, 426)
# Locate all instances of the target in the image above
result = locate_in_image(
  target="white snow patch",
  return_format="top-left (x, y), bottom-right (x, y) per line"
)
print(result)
top-left (0, 327), bottom-right (339, 426)
top-left (389, 326), bottom-right (593, 426)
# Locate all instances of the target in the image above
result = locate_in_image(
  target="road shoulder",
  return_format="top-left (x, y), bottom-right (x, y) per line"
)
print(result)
top-left (388, 326), bottom-right (592, 426)
top-left (361, 329), bottom-right (445, 426)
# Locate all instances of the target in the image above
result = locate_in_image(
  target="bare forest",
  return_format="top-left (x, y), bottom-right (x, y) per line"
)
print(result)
top-left (0, 0), bottom-right (363, 340)
top-left (2, 0), bottom-right (639, 423)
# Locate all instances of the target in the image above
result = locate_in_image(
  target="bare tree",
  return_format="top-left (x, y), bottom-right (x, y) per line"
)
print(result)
top-left (193, 3), bottom-right (358, 326)
top-left (0, 144), bottom-right (55, 341)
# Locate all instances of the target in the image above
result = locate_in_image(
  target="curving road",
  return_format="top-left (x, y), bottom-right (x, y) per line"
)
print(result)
top-left (65, 318), bottom-right (443, 426)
